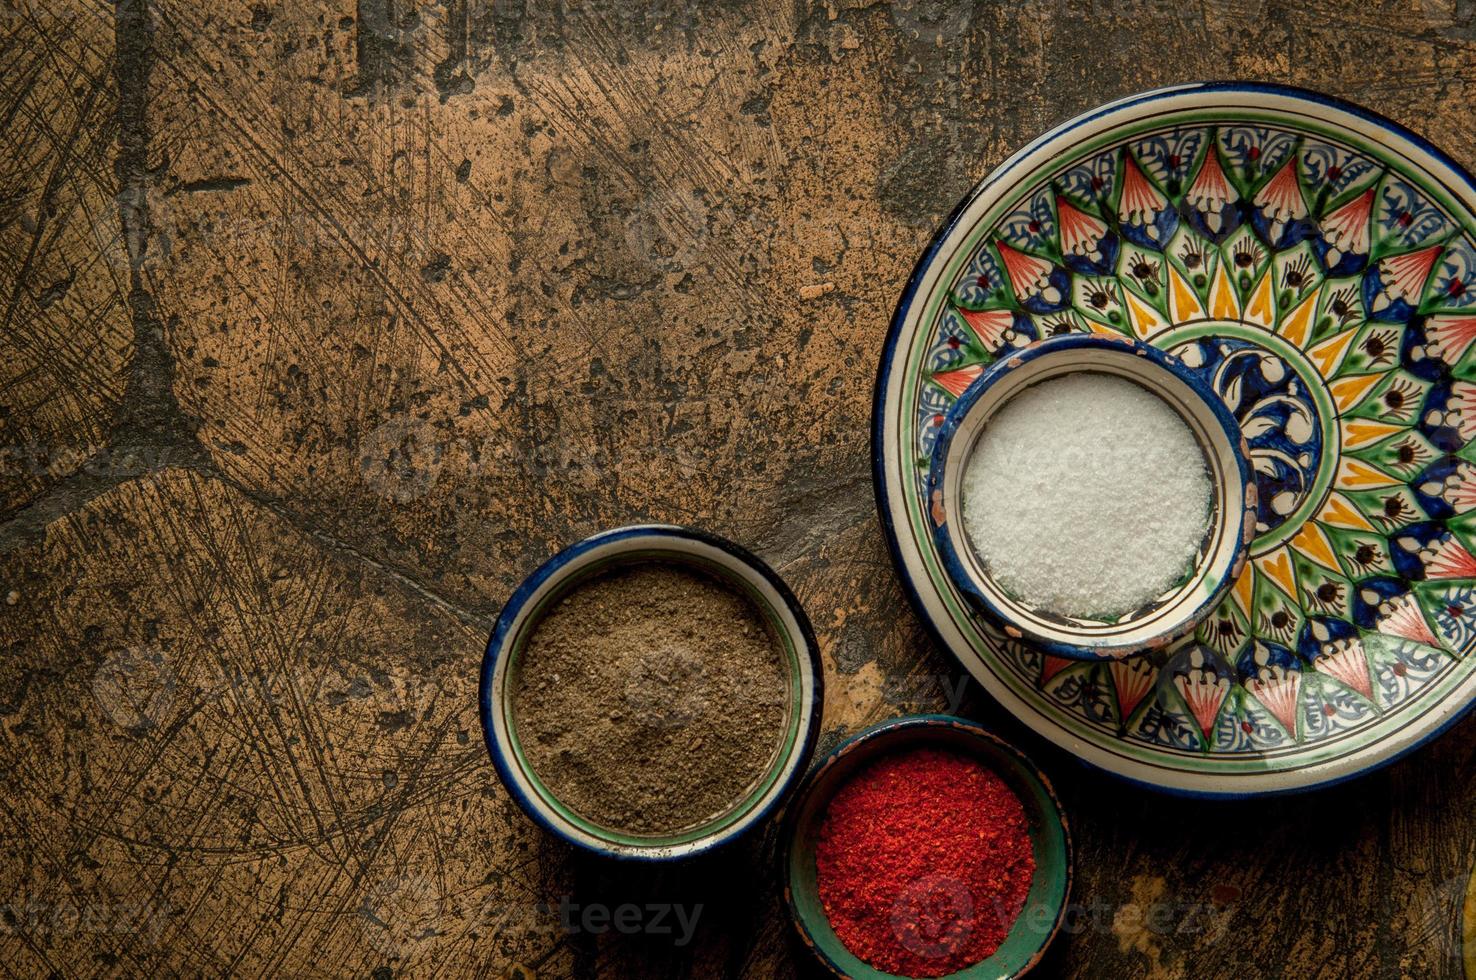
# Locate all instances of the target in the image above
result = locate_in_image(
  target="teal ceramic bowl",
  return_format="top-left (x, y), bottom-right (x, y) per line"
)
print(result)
top-left (784, 716), bottom-right (1071, 979)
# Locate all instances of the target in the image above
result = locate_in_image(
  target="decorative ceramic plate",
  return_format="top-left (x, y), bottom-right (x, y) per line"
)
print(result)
top-left (874, 82), bottom-right (1476, 795)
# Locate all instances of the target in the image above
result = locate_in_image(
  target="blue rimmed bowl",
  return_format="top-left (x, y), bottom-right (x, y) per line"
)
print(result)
top-left (783, 715), bottom-right (1071, 979)
top-left (928, 333), bottom-right (1255, 661)
top-left (479, 524), bottom-right (824, 861)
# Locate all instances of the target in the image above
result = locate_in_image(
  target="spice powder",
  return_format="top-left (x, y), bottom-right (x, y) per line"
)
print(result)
top-left (511, 562), bottom-right (790, 835)
top-left (815, 747), bottom-right (1035, 977)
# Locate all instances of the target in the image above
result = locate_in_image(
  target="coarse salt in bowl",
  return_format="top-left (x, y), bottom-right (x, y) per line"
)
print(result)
top-left (928, 333), bottom-right (1254, 661)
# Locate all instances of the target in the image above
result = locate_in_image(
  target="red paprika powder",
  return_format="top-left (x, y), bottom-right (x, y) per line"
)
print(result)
top-left (814, 746), bottom-right (1034, 977)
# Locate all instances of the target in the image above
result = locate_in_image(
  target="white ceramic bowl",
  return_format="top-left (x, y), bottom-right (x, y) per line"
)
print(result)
top-left (928, 334), bottom-right (1255, 660)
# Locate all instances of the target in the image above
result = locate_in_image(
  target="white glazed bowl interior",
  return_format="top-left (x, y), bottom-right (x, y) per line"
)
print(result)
top-left (937, 345), bottom-right (1251, 657)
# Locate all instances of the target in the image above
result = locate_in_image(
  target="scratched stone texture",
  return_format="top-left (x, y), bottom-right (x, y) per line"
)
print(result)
top-left (2, 0), bottom-right (1476, 977)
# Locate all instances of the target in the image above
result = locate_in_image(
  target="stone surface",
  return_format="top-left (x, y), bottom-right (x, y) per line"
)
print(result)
top-left (0, 2), bottom-right (134, 515)
top-left (2, 0), bottom-right (1475, 976)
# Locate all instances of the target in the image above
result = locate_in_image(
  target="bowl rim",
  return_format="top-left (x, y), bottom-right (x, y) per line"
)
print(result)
top-left (479, 523), bottom-right (824, 861)
top-left (926, 332), bottom-right (1253, 660)
top-left (782, 714), bottom-right (1073, 980)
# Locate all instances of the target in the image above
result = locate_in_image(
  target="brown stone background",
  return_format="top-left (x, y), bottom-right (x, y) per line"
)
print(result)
top-left (2, 0), bottom-right (1476, 976)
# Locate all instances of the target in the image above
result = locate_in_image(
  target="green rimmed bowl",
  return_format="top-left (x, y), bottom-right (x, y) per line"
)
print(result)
top-left (784, 716), bottom-right (1071, 979)
top-left (479, 524), bottom-right (823, 861)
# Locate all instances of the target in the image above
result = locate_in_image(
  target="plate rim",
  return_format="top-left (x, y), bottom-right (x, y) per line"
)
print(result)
top-left (871, 80), bottom-right (1476, 797)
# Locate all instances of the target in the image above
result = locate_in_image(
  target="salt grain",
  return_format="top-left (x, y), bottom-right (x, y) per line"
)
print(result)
top-left (960, 372), bottom-right (1212, 620)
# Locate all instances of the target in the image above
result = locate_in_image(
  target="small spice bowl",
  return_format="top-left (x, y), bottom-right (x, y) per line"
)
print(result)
top-left (783, 715), bottom-right (1071, 979)
top-left (480, 524), bottom-right (823, 861)
top-left (928, 333), bottom-right (1254, 661)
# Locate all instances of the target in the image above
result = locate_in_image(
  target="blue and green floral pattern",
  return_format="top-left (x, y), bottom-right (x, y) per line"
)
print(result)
top-left (881, 86), bottom-right (1476, 791)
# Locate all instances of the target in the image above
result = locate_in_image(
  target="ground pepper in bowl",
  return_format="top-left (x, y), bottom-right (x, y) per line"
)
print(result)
top-left (814, 747), bottom-right (1035, 977)
top-left (510, 561), bottom-right (790, 836)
